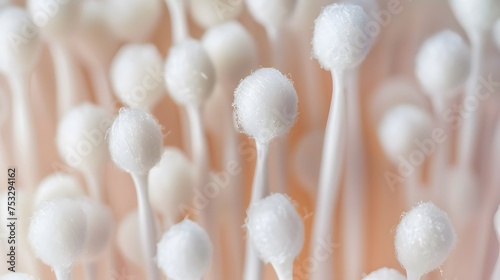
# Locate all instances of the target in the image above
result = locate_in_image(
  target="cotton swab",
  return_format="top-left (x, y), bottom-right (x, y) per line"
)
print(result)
top-left (189, 0), bottom-right (243, 29)
top-left (310, 4), bottom-right (374, 279)
top-left (56, 103), bottom-right (113, 202)
top-left (148, 147), bottom-right (194, 227)
top-left (110, 44), bottom-right (166, 110)
top-left (28, 199), bottom-right (87, 280)
top-left (395, 202), bottom-right (456, 280)
top-left (0, 6), bottom-right (42, 188)
top-left (0, 273), bottom-right (35, 280)
top-left (491, 206), bottom-right (500, 280)
top-left (165, 0), bottom-right (189, 44)
top-left (234, 68), bottom-right (298, 280)
top-left (108, 108), bottom-right (163, 280)
top-left (246, 193), bottom-right (304, 280)
top-left (157, 219), bottom-right (213, 280)
top-left (362, 268), bottom-right (406, 280)
top-left (34, 173), bottom-right (85, 207)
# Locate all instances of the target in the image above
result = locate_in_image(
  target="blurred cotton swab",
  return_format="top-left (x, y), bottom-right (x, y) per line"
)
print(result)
top-left (246, 193), bottom-right (304, 280)
top-left (189, 0), bottom-right (243, 29)
top-left (108, 108), bottom-right (163, 280)
top-left (362, 268), bottom-right (406, 280)
top-left (310, 4), bottom-right (374, 279)
top-left (234, 68), bottom-right (298, 280)
top-left (34, 173), bottom-right (85, 207)
top-left (165, 0), bottom-right (189, 43)
top-left (491, 206), bottom-right (500, 280)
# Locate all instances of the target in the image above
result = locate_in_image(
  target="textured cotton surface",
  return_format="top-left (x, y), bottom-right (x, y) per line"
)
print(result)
top-left (233, 68), bottom-right (298, 144)
top-left (34, 173), bottom-right (84, 207)
top-left (157, 219), bottom-right (213, 280)
top-left (245, 0), bottom-right (297, 29)
top-left (395, 202), bottom-right (456, 277)
top-left (312, 3), bottom-right (373, 71)
top-left (362, 267), bottom-right (406, 280)
top-left (107, 108), bottom-right (163, 174)
top-left (28, 199), bottom-right (87, 269)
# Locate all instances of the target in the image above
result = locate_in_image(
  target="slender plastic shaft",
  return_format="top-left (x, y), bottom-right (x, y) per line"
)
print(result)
top-left (83, 167), bottom-right (103, 202)
top-left (89, 61), bottom-right (115, 110)
top-left (405, 270), bottom-right (421, 280)
top-left (430, 96), bottom-right (449, 199)
top-left (55, 267), bottom-right (71, 280)
top-left (272, 259), bottom-right (294, 280)
top-left (310, 70), bottom-right (347, 280)
top-left (165, 0), bottom-right (189, 44)
top-left (243, 142), bottom-right (269, 280)
top-left (131, 173), bottom-right (160, 280)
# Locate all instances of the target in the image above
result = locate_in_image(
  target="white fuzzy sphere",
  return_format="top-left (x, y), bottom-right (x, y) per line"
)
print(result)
top-left (0, 273), bottom-right (35, 280)
top-left (190, 0), bottom-right (243, 29)
top-left (202, 21), bottom-right (258, 87)
top-left (246, 193), bottom-right (304, 264)
top-left (415, 30), bottom-right (470, 95)
top-left (34, 173), bottom-right (85, 207)
top-left (0, 7), bottom-right (42, 74)
top-left (110, 44), bottom-right (166, 109)
top-left (106, 0), bottom-right (161, 42)
top-left (395, 202), bottom-right (456, 277)
top-left (78, 198), bottom-right (113, 261)
top-left (362, 268), bottom-right (406, 280)
top-left (449, 0), bottom-right (500, 35)
top-left (28, 199), bottom-right (87, 269)
top-left (56, 103), bottom-right (113, 173)
top-left (245, 0), bottom-right (297, 29)
top-left (165, 39), bottom-right (216, 107)
top-left (26, 0), bottom-right (81, 38)
top-left (108, 108), bottom-right (163, 174)
top-left (233, 68), bottom-right (298, 143)
top-left (148, 148), bottom-right (193, 215)
top-left (312, 3), bottom-right (373, 71)
top-left (377, 104), bottom-right (433, 164)
top-left (157, 219), bottom-right (213, 280)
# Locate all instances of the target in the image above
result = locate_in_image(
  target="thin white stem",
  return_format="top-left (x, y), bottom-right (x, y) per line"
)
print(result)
top-left (405, 270), bottom-right (421, 280)
top-left (310, 70), bottom-right (347, 280)
top-left (89, 61), bottom-right (115, 111)
top-left (165, 0), bottom-right (189, 44)
top-left (491, 250), bottom-right (500, 280)
top-left (272, 259), bottom-right (294, 280)
top-left (131, 173), bottom-right (160, 280)
top-left (243, 141), bottom-right (269, 280)
top-left (54, 267), bottom-right (71, 280)
top-left (431, 96), bottom-right (449, 199)
top-left (10, 73), bottom-right (39, 188)
top-left (83, 167), bottom-right (103, 202)
top-left (342, 68), bottom-right (365, 280)
top-left (84, 262), bottom-right (97, 280)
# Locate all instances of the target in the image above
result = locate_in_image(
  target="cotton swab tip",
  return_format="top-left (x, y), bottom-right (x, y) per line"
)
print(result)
top-left (34, 173), bottom-right (85, 207)
top-left (362, 268), bottom-right (406, 280)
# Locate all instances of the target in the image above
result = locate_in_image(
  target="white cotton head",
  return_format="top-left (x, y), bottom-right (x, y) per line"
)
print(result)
top-left (107, 108), bottom-right (163, 174)
top-left (148, 147), bottom-right (194, 215)
top-left (27, 0), bottom-right (81, 38)
top-left (78, 198), bottom-right (113, 261)
top-left (245, 0), bottom-right (297, 29)
top-left (202, 21), bottom-right (258, 88)
top-left (105, 0), bottom-right (161, 42)
top-left (190, 0), bottom-right (243, 29)
top-left (164, 39), bottom-right (216, 107)
top-left (28, 199), bottom-right (87, 270)
top-left (395, 202), bottom-right (456, 278)
top-left (0, 273), bottom-right (35, 280)
top-left (233, 68), bottom-right (298, 143)
top-left (157, 219), bottom-right (213, 280)
top-left (56, 103), bottom-right (113, 173)
top-left (34, 173), bottom-right (85, 208)
top-left (110, 43), bottom-right (166, 109)
top-left (246, 193), bottom-right (304, 270)
top-left (0, 7), bottom-right (42, 75)
top-left (448, 0), bottom-right (500, 36)
top-left (312, 3), bottom-right (374, 71)
top-left (415, 30), bottom-right (470, 96)
top-left (362, 268), bottom-right (406, 280)
top-left (377, 104), bottom-right (433, 164)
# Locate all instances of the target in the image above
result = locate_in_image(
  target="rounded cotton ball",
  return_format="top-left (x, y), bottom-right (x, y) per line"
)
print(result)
top-left (107, 108), bottom-right (163, 174)
top-left (0, 273), bottom-right (35, 280)
top-left (165, 39), bottom-right (216, 107)
top-left (34, 173), bottom-right (85, 208)
top-left (26, 0), bottom-right (81, 38)
top-left (245, 0), bottom-right (297, 29)
top-left (449, 0), bottom-right (500, 35)
top-left (110, 43), bottom-right (165, 109)
top-left (246, 193), bottom-right (304, 264)
top-left (157, 219), bottom-right (213, 280)
top-left (395, 202), bottom-right (456, 278)
top-left (28, 199), bottom-right (87, 270)
top-left (148, 147), bottom-right (194, 215)
top-left (233, 68), bottom-right (298, 143)
top-left (78, 198), bottom-right (113, 261)
top-left (415, 30), bottom-right (470, 95)
top-left (377, 104), bottom-right (433, 164)
top-left (362, 268), bottom-right (406, 280)
top-left (312, 3), bottom-right (373, 71)
top-left (105, 0), bottom-right (162, 42)
top-left (56, 103), bottom-right (113, 173)
top-left (190, 0), bottom-right (243, 29)
top-left (0, 7), bottom-right (42, 74)
top-left (202, 21), bottom-right (258, 87)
